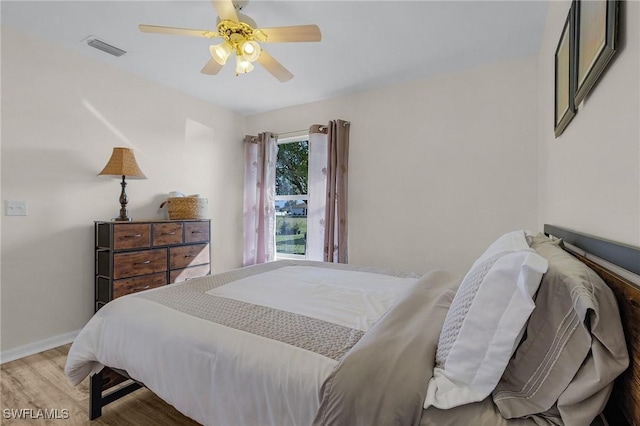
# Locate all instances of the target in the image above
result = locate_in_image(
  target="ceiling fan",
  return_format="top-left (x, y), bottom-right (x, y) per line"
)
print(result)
top-left (138, 0), bottom-right (321, 82)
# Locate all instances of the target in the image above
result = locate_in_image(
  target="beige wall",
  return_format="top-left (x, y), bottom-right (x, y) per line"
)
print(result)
top-left (246, 56), bottom-right (540, 276)
top-left (538, 0), bottom-right (640, 245)
top-left (1, 28), bottom-right (245, 352)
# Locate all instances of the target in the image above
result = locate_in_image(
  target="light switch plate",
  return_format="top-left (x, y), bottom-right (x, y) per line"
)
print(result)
top-left (4, 200), bottom-right (27, 216)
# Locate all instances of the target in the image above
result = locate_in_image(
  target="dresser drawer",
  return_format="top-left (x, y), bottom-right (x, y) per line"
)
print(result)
top-left (113, 272), bottom-right (167, 298)
top-left (170, 264), bottom-right (211, 283)
top-left (170, 244), bottom-right (209, 270)
top-left (113, 224), bottom-right (151, 250)
top-left (113, 249), bottom-right (167, 279)
top-left (185, 221), bottom-right (210, 243)
top-left (152, 222), bottom-right (183, 246)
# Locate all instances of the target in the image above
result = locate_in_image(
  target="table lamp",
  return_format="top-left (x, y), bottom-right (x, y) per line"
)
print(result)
top-left (98, 147), bottom-right (147, 221)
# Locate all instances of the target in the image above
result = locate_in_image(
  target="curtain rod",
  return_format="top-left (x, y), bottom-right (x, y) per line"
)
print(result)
top-left (276, 129), bottom-right (307, 137)
top-left (276, 121), bottom-right (350, 137)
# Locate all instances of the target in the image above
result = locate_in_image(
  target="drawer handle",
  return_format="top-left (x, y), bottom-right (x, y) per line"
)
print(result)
top-left (135, 260), bottom-right (151, 265)
top-left (191, 231), bottom-right (204, 234)
top-left (162, 232), bottom-right (176, 236)
top-left (124, 234), bottom-right (143, 238)
top-left (133, 285), bottom-right (151, 292)
top-left (184, 254), bottom-right (196, 258)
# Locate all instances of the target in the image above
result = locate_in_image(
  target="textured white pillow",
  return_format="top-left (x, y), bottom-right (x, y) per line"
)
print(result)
top-left (424, 230), bottom-right (548, 409)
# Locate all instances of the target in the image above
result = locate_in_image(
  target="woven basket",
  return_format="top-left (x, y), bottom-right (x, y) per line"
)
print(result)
top-left (166, 197), bottom-right (208, 220)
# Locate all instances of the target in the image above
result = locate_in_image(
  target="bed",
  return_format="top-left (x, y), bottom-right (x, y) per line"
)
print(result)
top-left (65, 225), bottom-right (640, 426)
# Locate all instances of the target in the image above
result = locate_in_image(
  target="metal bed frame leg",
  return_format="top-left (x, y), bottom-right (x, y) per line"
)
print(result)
top-left (89, 371), bottom-right (103, 420)
top-left (88, 369), bottom-right (143, 420)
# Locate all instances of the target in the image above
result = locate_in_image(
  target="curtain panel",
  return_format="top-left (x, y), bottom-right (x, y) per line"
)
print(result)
top-left (306, 126), bottom-right (329, 261)
top-left (307, 120), bottom-right (350, 263)
top-left (243, 133), bottom-right (277, 266)
top-left (324, 120), bottom-right (350, 263)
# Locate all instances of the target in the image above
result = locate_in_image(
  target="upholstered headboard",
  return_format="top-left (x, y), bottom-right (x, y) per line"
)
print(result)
top-left (544, 225), bottom-right (640, 426)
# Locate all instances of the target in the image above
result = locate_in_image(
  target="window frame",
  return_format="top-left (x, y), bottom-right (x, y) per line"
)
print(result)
top-left (274, 133), bottom-right (309, 260)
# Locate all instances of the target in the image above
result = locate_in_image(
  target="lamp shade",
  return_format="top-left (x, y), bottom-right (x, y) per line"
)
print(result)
top-left (235, 55), bottom-right (254, 74)
top-left (241, 40), bottom-right (261, 62)
top-left (98, 147), bottom-right (146, 179)
top-left (210, 41), bottom-right (233, 65)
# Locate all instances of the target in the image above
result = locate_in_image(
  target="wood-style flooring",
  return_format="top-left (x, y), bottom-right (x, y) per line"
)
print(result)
top-left (0, 344), bottom-right (200, 425)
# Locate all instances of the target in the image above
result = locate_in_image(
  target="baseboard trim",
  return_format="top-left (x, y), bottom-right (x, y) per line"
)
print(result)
top-left (1, 330), bottom-right (80, 364)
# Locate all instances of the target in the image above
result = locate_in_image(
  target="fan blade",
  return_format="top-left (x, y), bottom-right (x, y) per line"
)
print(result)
top-left (201, 58), bottom-right (224, 75)
top-left (212, 0), bottom-right (239, 22)
top-left (258, 25), bottom-right (321, 43)
top-left (257, 50), bottom-right (293, 82)
top-left (139, 24), bottom-right (219, 39)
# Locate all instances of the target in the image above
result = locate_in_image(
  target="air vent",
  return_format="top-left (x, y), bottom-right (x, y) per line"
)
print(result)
top-left (87, 38), bottom-right (126, 57)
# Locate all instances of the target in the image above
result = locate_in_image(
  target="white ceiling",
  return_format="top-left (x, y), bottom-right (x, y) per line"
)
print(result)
top-left (1, 1), bottom-right (549, 116)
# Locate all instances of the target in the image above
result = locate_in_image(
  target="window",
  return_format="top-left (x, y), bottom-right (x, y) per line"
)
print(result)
top-left (275, 135), bottom-right (309, 259)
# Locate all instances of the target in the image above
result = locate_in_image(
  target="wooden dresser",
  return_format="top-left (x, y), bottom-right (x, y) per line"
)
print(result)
top-left (94, 219), bottom-right (211, 312)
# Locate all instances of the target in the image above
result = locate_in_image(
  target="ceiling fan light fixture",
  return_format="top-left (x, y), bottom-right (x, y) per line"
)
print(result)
top-left (210, 41), bottom-right (233, 65)
top-left (138, 0), bottom-right (322, 82)
top-left (241, 40), bottom-right (261, 62)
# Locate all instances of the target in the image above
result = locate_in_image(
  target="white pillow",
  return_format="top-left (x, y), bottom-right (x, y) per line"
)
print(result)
top-left (424, 230), bottom-right (548, 409)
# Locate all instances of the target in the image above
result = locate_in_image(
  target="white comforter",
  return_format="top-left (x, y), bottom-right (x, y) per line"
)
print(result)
top-left (65, 261), bottom-right (418, 426)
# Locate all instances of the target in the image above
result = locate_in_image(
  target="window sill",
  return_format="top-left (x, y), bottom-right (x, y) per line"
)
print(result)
top-left (275, 253), bottom-right (306, 261)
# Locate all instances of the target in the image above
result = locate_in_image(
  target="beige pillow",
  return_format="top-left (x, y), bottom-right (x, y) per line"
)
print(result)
top-left (493, 234), bottom-right (628, 425)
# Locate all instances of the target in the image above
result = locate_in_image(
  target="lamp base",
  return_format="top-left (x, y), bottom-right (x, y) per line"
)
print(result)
top-left (115, 175), bottom-right (132, 222)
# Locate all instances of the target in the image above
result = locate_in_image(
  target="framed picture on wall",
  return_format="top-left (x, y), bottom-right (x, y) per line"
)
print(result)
top-left (573, 0), bottom-right (619, 106)
top-left (554, 6), bottom-right (576, 138)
